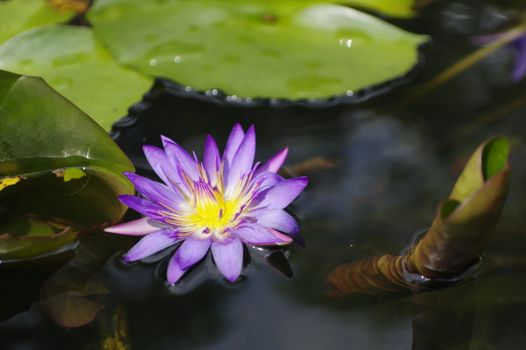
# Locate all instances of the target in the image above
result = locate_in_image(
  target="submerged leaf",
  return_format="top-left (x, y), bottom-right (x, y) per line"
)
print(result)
top-left (0, 0), bottom-right (74, 44)
top-left (92, 304), bottom-right (131, 349)
top-left (41, 288), bottom-right (105, 328)
top-left (0, 26), bottom-right (152, 130)
top-left (40, 245), bottom-right (109, 328)
top-left (40, 232), bottom-right (130, 328)
top-left (88, 0), bottom-right (427, 100)
top-left (0, 70), bottom-right (134, 260)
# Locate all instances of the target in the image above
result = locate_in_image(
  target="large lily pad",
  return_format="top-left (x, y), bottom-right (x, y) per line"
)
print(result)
top-left (0, 70), bottom-right (134, 260)
top-left (0, 25), bottom-right (152, 130)
top-left (88, 0), bottom-right (427, 101)
top-left (0, 0), bottom-right (74, 44)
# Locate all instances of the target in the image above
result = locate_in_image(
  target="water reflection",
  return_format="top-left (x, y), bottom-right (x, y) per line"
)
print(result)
top-left (411, 284), bottom-right (475, 350)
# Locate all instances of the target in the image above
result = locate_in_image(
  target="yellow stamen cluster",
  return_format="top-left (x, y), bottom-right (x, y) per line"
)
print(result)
top-left (187, 194), bottom-right (241, 232)
top-left (157, 162), bottom-right (260, 241)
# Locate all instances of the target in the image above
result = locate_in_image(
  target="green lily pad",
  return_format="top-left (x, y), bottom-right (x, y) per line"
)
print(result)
top-left (0, 0), bottom-right (74, 44)
top-left (0, 25), bottom-right (152, 130)
top-left (0, 70), bottom-right (134, 260)
top-left (88, 0), bottom-right (427, 100)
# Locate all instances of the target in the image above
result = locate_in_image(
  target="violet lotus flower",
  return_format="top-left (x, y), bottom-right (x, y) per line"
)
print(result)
top-left (473, 31), bottom-right (526, 82)
top-left (105, 124), bottom-right (308, 284)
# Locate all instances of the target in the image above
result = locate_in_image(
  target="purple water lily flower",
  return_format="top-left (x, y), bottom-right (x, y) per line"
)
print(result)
top-left (473, 31), bottom-right (526, 82)
top-left (105, 124), bottom-right (308, 284)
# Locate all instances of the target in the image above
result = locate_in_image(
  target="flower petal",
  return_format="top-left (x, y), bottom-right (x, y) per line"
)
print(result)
top-left (118, 195), bottom-right (166, 221)
top-left (226, 125), bottom-right (256, 194)
top-left (211, 239), bottom-right (243, 282)
top-left (124, 172), bottom-right (184, 207)
top-left (167, 253), bottom-right (186, 284)
top-left (203, 134), bottom-right (220, 185)
top-left (161, 135), bottom-right (200, 180)
top-left (269, 228), bottom-right (294, 246)
top-left (223, 123), bottom-right (245, 167)
top-left (105, 217), bottom-right (160, 236)
top-left (251, 208), bottom-right (299, 234)
top-left (177, 238), bottom-right (211, 270)
top-left (255, 176), bottom-right (308, 209)
top-left (124, 229), bottom-right (180, 262)
top-left (471, 33), bottom-right (502, 46)
top-left (512, 37), bottom-right (526, 82)
top-left (258, 147), bottom-right (288, 174)
top-left (143, 145), bottom-right (183, 189)
top-left (233, 224), bottom-right (291, 245)
top-left (254, 171), bottom-right (283, 192)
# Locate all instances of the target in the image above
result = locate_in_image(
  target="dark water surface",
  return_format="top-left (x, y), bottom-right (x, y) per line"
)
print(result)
top-left (2, 1), bottom-right (526, 349)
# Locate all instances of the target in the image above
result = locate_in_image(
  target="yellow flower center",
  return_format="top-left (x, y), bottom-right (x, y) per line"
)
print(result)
top-left (186, 193), bottom-right (241, 233)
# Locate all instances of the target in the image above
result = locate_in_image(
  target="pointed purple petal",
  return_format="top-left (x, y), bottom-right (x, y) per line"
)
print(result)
top-left (233, 224), bottom-right (291, 245)
top-left (118, 195), bottom-right (166, 221)
top-left (471, 33), bottom-right (502, 46)
top-left (143, 145), bottom-right (183, 189)
top-left (269, 228), bottom-right (294, 246)
top-left (167, 253), bottom-right (186, 284)
top-left (124, 229), bottom-right (179, 262)
top-left (161, 135), bottom-right (200, 180)
top-left (258, 147), bottom-right (288, 174)
top-left (124, 172), bottom-right (184, 207)
top-left (255, 176), bottom-right (308, 209)
top-left (226, 125), bottom-right (256, 194)
top-left (105, 218), bottom-right (160, 236)
top-left (254, 172), bottom-right (283, 192)
top-left (512, 37), bottom-right (526, 82)
top-left (251, 208), bottom-right (299, 234)
top-left (203, 135), bottom-right (220, 185)
top-left (211, 239), bottom-right (243, 282)
top-left (223, 123), bottom-right (245, 167)
top-left (177, 238), bottom-right (211, 270)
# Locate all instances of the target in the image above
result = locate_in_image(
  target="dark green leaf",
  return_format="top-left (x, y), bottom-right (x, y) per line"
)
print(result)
top-left (0, 70), bottom-right (134, 260)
